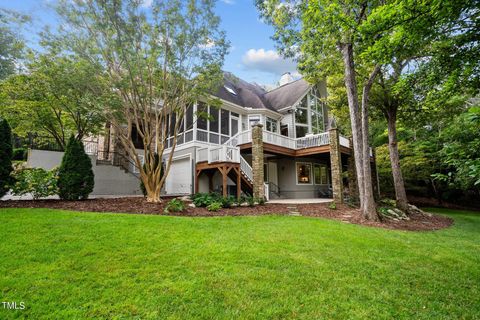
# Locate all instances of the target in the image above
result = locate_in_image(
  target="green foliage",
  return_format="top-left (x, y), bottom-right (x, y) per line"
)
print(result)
top-left (220, 195), bottom-right (236, 209)
top-left (256, 197), bottom-right (266, 205)
top-left (57, 136), bottom-right (94, 200)
top-left (206, 201), bottom-right (222, 212)
top-left (379, 199), bottom-right (397, 208)
top-left (0, 117), bottom-right (13, 197)
top-left (0, 55), bottom-right (108, 147)
top-left (192, 193), bottom-right (215, 208)
top-left (192, 193), bottom-right (237, 209)
top-left (11, 168), bottom-right (58, 200)
top-left (0, 9), bottom-right (28, 80)
top-left (12, 148), bottom-right (27, 161)
top-left (328, 202), bottom-right (337, 210)
top-left (163, 198), bottom-right (186, 214)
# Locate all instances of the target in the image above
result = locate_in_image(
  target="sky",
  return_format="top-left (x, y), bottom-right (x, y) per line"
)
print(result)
top-left (0, 0), bottom-right (299, 88)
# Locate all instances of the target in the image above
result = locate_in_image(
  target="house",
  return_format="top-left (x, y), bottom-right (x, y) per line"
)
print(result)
top-left (27, 72), bottom-right (377, 201)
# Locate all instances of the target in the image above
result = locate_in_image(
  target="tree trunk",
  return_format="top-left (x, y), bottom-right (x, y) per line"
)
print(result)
top-left (359, 66), bottom-right (380, 221)
top-left (386, 108), bottom-right (408, 212)
top-left (340, 43), bottom-right (365, 209)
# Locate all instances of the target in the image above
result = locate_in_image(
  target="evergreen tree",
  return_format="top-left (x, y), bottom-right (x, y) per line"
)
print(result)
top-left (57, 136), bottom-right (94, 200)
top-left (0, 117), bottom-right (13, 197)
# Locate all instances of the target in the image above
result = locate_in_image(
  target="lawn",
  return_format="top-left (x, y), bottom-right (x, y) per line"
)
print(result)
top-left (0, 208), bottom-right (479, 319)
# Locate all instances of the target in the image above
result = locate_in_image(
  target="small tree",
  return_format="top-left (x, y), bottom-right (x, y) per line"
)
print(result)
top-left (0, 117), bottom-right (13, 197)
top-left (57, 136), bottom-right (94, 200)
top-left (51, 0), bottom-right (228, 202)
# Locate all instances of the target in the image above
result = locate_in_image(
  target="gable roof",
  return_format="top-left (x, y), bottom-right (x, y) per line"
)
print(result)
top-left (213, 72), bottom-right (311, 113)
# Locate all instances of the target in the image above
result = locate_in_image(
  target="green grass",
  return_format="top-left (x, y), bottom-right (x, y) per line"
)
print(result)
top-left (0, 208), bottom-right (479, 319)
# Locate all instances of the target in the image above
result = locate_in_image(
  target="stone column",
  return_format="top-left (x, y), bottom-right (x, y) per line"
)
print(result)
top-left (329, 128), bottom-right (344, 203)
top-left (252, 124), bottom-right (265, 200)
top-left (347, 137), bottom-right (359, 204)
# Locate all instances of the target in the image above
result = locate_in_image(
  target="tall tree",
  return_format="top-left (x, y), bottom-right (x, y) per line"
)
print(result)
top-left (0, 54), bottom-right (108, 149)
top-left (256, 0), bottom-right (383, 220)
top-left (49, 0), bottom-right (228, 202)
top-left (365, 0), bottom-right (479, 211)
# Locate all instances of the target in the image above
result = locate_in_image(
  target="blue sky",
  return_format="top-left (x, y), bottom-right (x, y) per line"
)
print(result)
top-left (0, 0), bottom-right (299, 87)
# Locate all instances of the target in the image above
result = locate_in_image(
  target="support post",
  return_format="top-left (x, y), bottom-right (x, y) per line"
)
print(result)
top-left (252, 124), bottom-right (265, 200)
top-left (221, 166), bottom-right (228, 197)
top-left (236, 167), bottom-right (241, 200)
top-left (329, 127), bottom-right (344, 203)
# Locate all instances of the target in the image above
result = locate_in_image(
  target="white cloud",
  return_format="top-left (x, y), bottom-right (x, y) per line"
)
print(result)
top-left (141, 0), bottom-right (153, 8)
top-left (220, 0), bottom-right (235, 4)
top-left (241, 48), bottom-right (297, 76)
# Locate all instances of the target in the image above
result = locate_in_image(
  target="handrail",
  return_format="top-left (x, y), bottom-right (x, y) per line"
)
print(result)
top-left (267, 181), bottom-right (281, 197)
top-left (240, 156), bottom-right (253, 182)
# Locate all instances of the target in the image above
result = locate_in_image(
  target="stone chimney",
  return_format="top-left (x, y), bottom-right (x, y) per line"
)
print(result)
top-left (279, 72), bottom-right (294, 86)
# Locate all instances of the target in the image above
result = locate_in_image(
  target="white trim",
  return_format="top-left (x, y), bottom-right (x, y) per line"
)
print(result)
top-left (295, 161), bottom-right (313, 185)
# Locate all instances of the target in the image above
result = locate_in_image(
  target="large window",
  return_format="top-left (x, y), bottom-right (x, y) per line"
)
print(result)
top-left (296, 163), bottom-right (312, 184)
top-left (221, 109), bottom-right (229, 135)
top-left (266, 117), bottom-right (278, 133)
top-left (314, 164), bottom-right (329, 185)
top-left (294, 87), bottom-right (326, 137)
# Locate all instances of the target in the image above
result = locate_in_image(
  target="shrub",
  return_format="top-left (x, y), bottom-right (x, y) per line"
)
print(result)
top-left (379, 198), bottom-right (396, 208)
top-left (163, 198), bottom-right (186, 214)
top-left (255, 197), bottom-right (266, 205)
top-left (220, 195), bottom-right (236, 208)
top-left (11, 168), bottom-right (58, 200)
top-left (328, 202), bottom-right (337, 210)
top-left (57, 136), bottom-right (94, 200)
top-left (192, 192), bottom-right (215, 207)
top-left (140, 153), bottom-right (162, 197)
top-left (0, 118), bottom-right (13, 198)
top-left (207, 201), bottom-right (222, 212)
top-left (12, 148), bottom-right (28, 161)
top-left (245, 195), bottom-right (255, 207)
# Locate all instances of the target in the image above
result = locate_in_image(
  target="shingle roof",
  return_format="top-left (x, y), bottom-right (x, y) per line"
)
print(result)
top-left (213, 72), bottom-right (310, 113)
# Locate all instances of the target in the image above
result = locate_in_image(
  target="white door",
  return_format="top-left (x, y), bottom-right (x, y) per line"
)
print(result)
top-left (268, 162), bottom-right (278, 186)
top-left (165, 157), bottom-right (192, 194)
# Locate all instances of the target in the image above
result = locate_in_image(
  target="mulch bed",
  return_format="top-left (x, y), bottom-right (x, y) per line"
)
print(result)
top-left (0, 197), bottom-right (453, 231)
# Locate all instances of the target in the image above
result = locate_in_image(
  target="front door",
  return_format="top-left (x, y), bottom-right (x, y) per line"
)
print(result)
top-left (268, 161), bottom-right (278, 186)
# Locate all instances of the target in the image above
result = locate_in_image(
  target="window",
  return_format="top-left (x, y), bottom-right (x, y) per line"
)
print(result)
top-left (185, 104), bottom-right (193, 131)
top-left (296, 163), bottom-right (312, 184)
top-left (295, 106), bottom-right (308, 124)
top-left (293, 88), bottom-right (326, 135)
top-left (221, 109), bottom-right (229, 135)
top-left (224, 85), bottom-right (237, 95)
top-left (209, 106), bottom-right (219, 133)
top-left (296, 126), bottom-right (308, 138)
top-left (266, 117), bottom-right (278, 132)
top-left (314, 164), bottom-right (329, 185)
top-left (197, 102), bottom-right (208, 130)
top-left (231, 116), bottom-right (239, 136)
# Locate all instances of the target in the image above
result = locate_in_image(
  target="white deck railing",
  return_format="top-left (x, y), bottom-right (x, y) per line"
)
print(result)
top-left (263, 131), bottom-right (296, 149)
top-left (196, 145), bottom-right (240, 164)
top-left (339, 136), bottom-right (350, 148)
top-left (226, 129), bottom-right (338, 150)
top-left (296, 132), bottom-right (330, 149)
